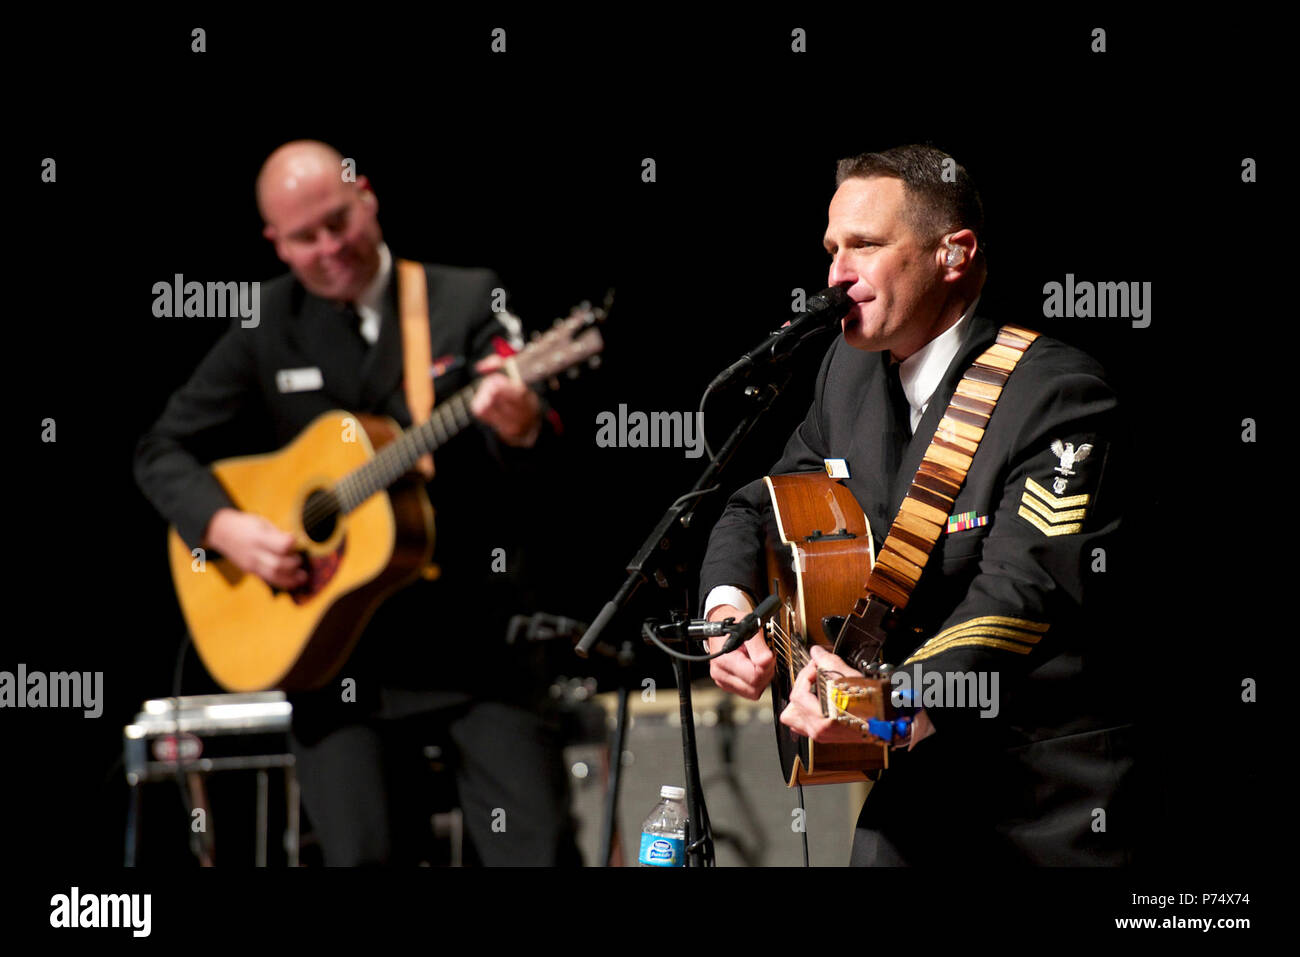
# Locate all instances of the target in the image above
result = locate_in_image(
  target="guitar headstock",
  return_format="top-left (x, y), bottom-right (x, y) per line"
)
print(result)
top-left (511, 296), bottom-right (609, 390)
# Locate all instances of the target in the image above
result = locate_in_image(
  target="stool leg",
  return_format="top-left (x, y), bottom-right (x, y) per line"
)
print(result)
top-left (454, 808), bottom-right (466, 867)
top-left (186, 772), bottom-right (215, 866)
top-left (256, 769), bottom-right (268, 867)
top-left (286, 765), bottom-right (300, 867)
top-left (125, 781), bottom-right (142, 867)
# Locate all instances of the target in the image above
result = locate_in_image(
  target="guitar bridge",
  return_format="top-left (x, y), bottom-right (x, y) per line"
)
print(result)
top-left (804, 528), bottom-right (856, 542)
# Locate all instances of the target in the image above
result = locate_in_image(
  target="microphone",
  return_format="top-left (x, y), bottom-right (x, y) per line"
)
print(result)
top-left (708, 285), bottom-right (853, 390)
top-left (649, 594), bottom-right (780, 652)
top-left (717, 593), bottom-right (781, 654)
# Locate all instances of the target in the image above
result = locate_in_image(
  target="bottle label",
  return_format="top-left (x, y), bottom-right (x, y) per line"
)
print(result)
top-left (638, 833), bottom-right (685, 867)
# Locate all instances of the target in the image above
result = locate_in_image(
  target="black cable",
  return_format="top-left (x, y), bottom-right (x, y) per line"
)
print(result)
top-left (172, 631), bottom-right (190, 700)
top-left (169, 632), bottom-right (211, 865)
top-left (641, 622), bottom-right (735, 662)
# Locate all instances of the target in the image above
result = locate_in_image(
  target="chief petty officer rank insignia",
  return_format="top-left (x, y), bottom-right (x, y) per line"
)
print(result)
top-left (1017, 437), bottom-right (1098, 537)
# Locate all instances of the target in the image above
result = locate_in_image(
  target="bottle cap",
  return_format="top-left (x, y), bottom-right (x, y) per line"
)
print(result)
top-left (661, 785), bottom-right (686, 800)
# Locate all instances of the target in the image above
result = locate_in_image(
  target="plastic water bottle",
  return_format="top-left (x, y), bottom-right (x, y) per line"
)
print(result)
top-left (638, 785), bottom-right (688, 867)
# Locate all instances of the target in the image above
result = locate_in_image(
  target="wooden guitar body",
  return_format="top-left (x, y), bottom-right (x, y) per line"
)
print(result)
top-left (168, 411), bottom-right (434, 692)
top-left (763, 472), bottom-right (889, 786)
top-left (165, 303), bottom-right (604, 693)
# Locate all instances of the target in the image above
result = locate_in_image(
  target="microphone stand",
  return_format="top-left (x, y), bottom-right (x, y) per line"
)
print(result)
top-left (576, 366), bottom-right (802, 867)
top-left (575, 292), bottom-right (844, 865)
top-left (575, 375), bottom-right (792, 661)
top-left (576, 287), bottom-right (846, 662)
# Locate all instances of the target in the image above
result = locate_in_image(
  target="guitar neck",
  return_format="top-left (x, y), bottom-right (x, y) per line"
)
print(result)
top-left (333, 382), bottom-right (480, 513)
top-left (325, 299), bottom-right (605, 515)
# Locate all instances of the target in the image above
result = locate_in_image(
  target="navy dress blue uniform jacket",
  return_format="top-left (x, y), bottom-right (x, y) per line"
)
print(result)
top-left (699, 313), bottom-right (1137, 865)
top-left (134, 262), bottom-right (558, 709)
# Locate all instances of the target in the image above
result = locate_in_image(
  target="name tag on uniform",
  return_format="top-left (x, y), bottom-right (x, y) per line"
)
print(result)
top-left (824, 458), bottom-right (850, 479)
top-left (276, 367), bottom-right (324, 393)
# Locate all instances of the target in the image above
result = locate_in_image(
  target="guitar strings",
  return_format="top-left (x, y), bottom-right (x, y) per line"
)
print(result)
top-left (765, 618), bottom-right (829, 698)
top-left (298, 389), bottom-right (480, 533)
top-left (766, 618), bottom-right (875, 736)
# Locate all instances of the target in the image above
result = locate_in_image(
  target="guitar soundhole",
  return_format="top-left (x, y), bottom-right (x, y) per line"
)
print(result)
top-left (302, 489), bottom-right (339, 543)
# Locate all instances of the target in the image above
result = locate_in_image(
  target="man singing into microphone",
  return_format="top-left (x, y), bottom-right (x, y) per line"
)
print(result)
top-left (699, 145), bottom-right (1135, 865)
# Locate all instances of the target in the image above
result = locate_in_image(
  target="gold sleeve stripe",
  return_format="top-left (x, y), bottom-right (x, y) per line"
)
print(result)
top-left (915, 624), bottom-right (1045, 655)
top-left (914, 629), bottom-right (1042, 658)
top-left (1020, 492), bottom-right (1089, 524)
top-left (931, 614), bottom-right (1050, 635)
top-left (921, 624), bottom-right (1046, 647)
top-left (1018, 506), bottom-right (1083, 536)
top-left (1025, 476), bottom-right (1091, 509)
top-left (904, 636), bottom-right (1035, 663)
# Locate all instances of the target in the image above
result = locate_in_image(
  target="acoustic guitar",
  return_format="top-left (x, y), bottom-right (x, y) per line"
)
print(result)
top-left (169, 304), bottom-right (605, 693)
top-left (762, 471), bottom-right (904, 786)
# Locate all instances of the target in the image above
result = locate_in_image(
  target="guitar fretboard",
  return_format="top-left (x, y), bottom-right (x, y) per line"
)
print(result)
top-left (334, 382), bottom-right (480, 513)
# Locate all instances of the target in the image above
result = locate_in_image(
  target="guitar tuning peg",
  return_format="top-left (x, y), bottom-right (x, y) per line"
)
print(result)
top-left (566, 367), bottom-right (580, 379)
top-left (548, 376), bottom-right (560, 390)
top-left (588, 356), bottom-right (601, 369)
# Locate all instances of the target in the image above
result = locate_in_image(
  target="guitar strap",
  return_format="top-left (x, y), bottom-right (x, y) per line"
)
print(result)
top-left (838, 325), bottom-right (1041, 662)
top-left (396, 259), bottom-right (436, 480)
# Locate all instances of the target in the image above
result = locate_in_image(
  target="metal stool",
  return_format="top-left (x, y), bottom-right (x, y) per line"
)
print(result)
top-left (124, 692), bottom-right (299, 866)
top-left (422, 741), bottom-right (465, 866)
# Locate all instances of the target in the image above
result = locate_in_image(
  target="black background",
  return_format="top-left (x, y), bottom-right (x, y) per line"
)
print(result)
top-left (7, 9), bottom-right (1278, 933)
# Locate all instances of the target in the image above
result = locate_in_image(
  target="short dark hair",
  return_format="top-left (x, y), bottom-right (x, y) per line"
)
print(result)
top-left (835, 145), bottom-right (984, 252)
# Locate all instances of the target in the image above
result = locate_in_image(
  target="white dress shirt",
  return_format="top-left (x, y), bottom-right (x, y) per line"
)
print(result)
top-left (353, 242), bottom-right (393, 345)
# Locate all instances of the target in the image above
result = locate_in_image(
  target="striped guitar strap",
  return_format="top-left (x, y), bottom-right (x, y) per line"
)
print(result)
top-left (833, 324), bottom-right (1041, 671)
top-left (397, 259), bottom-right (436, 480)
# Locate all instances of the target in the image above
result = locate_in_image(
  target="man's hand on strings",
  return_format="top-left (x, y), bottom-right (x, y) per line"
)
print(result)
top-left (706, 604), bottom-right (774, 700)
top-left (472, 354), bottom-right (542, 447)
top-left (202, 507), bottom-right (308, 590)
top-left (781, 644), bottom-right (882, 745)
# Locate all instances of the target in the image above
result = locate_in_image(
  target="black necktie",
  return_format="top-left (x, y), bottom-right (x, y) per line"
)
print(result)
top-left (885, 360), bottom-right (912, 477)
top-left (340, 302), bottom-right (371, 351)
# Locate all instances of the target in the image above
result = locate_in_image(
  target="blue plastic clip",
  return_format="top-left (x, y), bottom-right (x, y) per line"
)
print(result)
top-left (866, 718), bottom-right (895, 741)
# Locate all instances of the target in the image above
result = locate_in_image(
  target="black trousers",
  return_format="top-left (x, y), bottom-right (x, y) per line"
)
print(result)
top-left (289, 697), bottom-right (581, 866)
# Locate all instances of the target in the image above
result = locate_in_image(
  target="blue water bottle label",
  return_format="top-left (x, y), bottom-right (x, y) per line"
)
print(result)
top-left (638, 833), bottom-right (685, 866)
